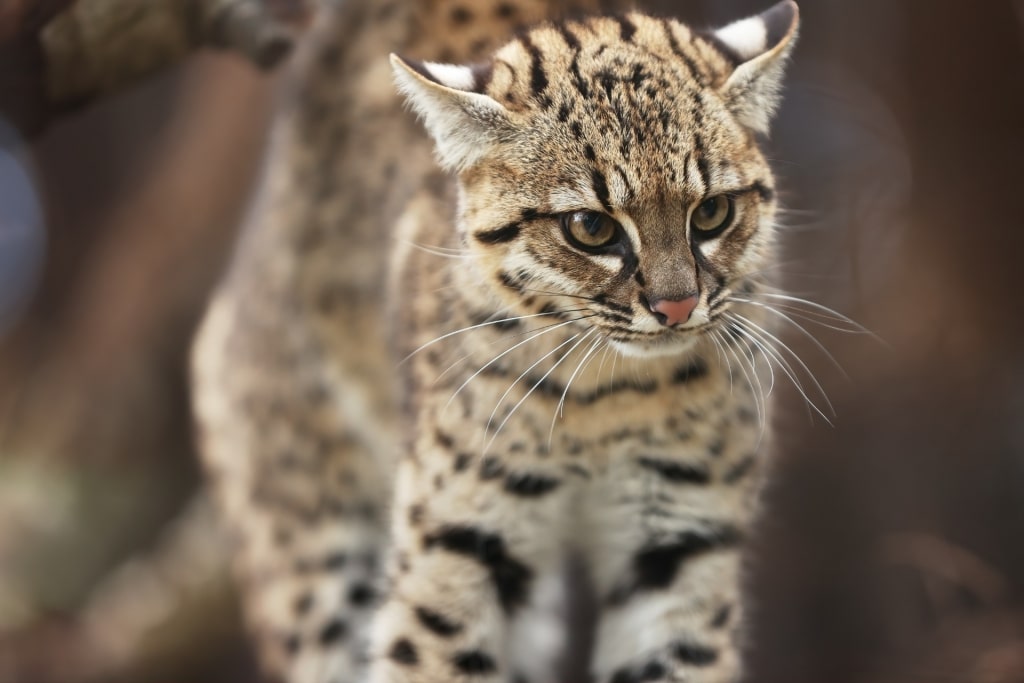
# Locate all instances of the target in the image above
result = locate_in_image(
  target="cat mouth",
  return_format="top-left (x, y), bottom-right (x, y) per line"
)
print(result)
top-left (607, 330), bottom-right (701, 358)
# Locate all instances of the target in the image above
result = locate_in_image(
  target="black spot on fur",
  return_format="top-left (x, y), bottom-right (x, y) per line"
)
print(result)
top-left (635, 530), bottom-right (740, 590)
top-left (672, 360), bottom-right (709, 384)
top-left (640, 661), bottom-right (667, 680)
top-left (454, 453), bottom-right (471, 472)
top-left (710, 604), bottom-right (732, 628)
top-left (453, 650), bottom-right (498, 674)
top-left (318, 619), bottom-right (347, 645)
top-left (390, 638), bottom-right (419, 665)
top-left (323, 552), bottom-right (347, 570)
top-left (283, 633), bottom-right (301, 655)
top-left (637, 457), bottom-right (710, 485)
top-left (450, 6), bottom-right (473, 24)
top-left (503, 472), bottom-right (561, 497)
top-left (498, 271), bottom-right (524, 292)
top-left (415, 606), bottom-right (463, 637)
top-left (480, 457), bottom-right (506, 480)
top-left (293, 592), bottom-right (314, 617)
top-left (671, 641), bottom-right (719, 666)
top-left (435, 429), bottom-right (455, 450)
top-left (426, 526), bottom-right (533, 613)
top-left (608, 527), bottom-right (742, 605)
top-left (584, 144), bottom-right (597, 161)
top-left (348, 583), bottom-right (376, 607)
top-left (409, 504), bottom-right (425, 525)
top-left (495, 2), bottom-right (517, 19)
top-left (612, 659), bottom-right (667, 683)
top-left (724, 456), bottom-right (756, 483)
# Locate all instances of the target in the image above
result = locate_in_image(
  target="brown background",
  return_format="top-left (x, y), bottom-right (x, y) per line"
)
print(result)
top-left (1, 0), bottom-right (1023, 681)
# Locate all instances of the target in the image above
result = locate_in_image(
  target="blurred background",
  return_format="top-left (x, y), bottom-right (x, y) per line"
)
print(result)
top-left (1, 0), bottom-right (1023, 681)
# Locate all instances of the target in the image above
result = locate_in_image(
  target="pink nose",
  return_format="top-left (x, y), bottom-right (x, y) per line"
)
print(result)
top-left (650, 295), bottom-right (699, 326)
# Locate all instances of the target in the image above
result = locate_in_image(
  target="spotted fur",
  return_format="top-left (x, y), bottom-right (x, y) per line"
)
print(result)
top-left (192, 2), bottom-right (800, 682)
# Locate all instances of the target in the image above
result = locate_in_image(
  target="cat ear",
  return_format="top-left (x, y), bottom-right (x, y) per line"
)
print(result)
top-left (712, 1), bottom-right (799, 134)
top-left (390, 54), bottom-right (507, 172)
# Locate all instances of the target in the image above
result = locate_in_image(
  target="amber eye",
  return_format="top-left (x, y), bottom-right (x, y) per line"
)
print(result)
top-left (691, 196), bottom-right (735, 237)
top-left (561, 211), bottom-right (621, 251)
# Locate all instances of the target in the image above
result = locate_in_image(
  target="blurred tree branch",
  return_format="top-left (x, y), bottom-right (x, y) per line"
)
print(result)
top-left (0, 0), bottom-right (310, 137)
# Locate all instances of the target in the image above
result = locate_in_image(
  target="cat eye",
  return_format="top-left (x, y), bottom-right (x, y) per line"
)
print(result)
top-left (690, 196), bottom-right (735, 238)
top-left (561, 211), bottom-right (621, 251)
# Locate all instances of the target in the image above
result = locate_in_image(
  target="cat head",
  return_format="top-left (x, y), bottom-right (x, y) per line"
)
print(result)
top-left (393, 2), bottom-right (798, 358)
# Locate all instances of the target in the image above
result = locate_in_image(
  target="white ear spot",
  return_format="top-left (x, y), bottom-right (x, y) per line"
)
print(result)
top-left (715, 17), bottom-right (768, 61)
top-left (713, 1), bottom-right (800, 134)
top-left (421, 62), bottom-right (478, 91)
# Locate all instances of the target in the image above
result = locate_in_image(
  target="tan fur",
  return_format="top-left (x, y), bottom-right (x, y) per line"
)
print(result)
top-left (192, 2), bottom-right (800, 682)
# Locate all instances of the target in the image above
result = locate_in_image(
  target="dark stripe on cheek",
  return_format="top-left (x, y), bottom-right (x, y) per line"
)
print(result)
top-left (475, 222), bottom-right (521, 244)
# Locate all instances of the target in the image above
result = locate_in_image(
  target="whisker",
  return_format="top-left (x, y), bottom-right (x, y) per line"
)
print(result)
top-left (547, 336), bottom-right (604, 449)
top-left (710, 329), bottom-right (735, 395)
top-left (399, 239), bottom-right (471, 259)
top-left (718, 325), bottom-right (765, 429)
top-left (731, 327), bottom-right (770, 432)
top-left (482, 330), bottom-right (585, 441)
top-left (400, 309), bottom-right (587, 365)
top-left (759, 292), bottom-right (869, 327)
top-left (446, 315), bottom-right (596, 414)
top-left (484, 328), bottom-right (596, 456)
top-left (727, 298), bottom-right (849, 379)
top-left (730, 295), bottom-right (875, 336)
top-left (432, 314), bottom-right (590, 385)
top-left (727, 312), bottom-right (835, 424)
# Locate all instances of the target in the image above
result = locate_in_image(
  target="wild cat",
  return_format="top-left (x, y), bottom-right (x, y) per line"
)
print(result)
top-left (192, 2), bottom-right (803, 682)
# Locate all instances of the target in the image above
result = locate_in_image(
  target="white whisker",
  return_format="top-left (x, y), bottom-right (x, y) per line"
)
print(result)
top-left (718, 326), bottom-right (765, 429)
top-left (445, 316), bottom-right (594, 414)
top-left (547, 336), bottom-right (604, 448)
top-left (727, 312), bottom-right (835, 424)
top-left (484, 328), bottom-right (596, 456)
top-left (401, 309), bottom-right (588, 365)
top-left (728, 299), bottom-right (848, 380)
top-left (482, 331), bottom-right (585, 441)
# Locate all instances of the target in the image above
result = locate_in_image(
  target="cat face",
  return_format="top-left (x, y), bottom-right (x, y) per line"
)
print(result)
top-left (395, 3), bottom-right (798, 358)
